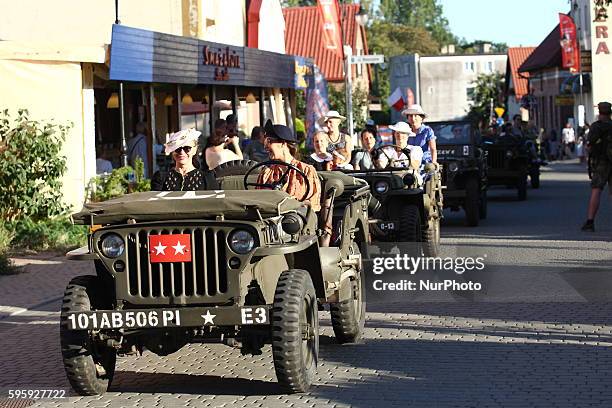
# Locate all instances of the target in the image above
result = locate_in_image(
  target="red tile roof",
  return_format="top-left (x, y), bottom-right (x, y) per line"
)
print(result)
top-left (283, 3), bottom-right (368, 82)
top-left (519, 24), bottom-right (562, 73)
top-left (507, 47), bottom-right (536, 100)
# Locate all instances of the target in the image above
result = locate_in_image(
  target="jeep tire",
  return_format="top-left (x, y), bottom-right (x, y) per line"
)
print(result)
top-left (330, 245), bottom-right (366, 344)
top-left (397, 205), bottom-right (421, 242)
top-left (60, 276), bottom-right (116, 396)
top-left (530, 170), bottom-right (540, 189)
top-left (271, 269), bottom-right (318, 393)
top-left (422, 217), bottom-right (441, 257)
top-left (464, 178), bottom-right (480, 227)
top-left (517, 175), bottom-right (528, 201)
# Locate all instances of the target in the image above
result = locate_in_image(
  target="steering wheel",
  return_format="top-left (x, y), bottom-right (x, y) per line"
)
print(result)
top-left (372, 145), bottom-right (411, 168)
top-left (243, 159), bottom-right (311, 202)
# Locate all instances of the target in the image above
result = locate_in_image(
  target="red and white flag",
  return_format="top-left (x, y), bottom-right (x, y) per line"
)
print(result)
top-left (148, 234), bottom-right (192, 263)
top-left (387, 88), bottom-right (405, 112)
top-left (317, 0), bottom-right (343, 58)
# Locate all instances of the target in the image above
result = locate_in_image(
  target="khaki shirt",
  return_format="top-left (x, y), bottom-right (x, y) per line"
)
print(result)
top-left (257, 159), bottom-right (321, 212)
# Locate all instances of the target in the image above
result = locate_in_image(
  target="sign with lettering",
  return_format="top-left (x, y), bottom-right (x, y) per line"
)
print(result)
top-left (590, 0), bottom-right (611, 116)
top-left (202, 45), bottom-right (242, 81)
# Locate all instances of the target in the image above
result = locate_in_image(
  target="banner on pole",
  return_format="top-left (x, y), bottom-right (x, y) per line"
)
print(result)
top-left (559, 13), bottom-right (580, 72)
top-left (317, 0), bottom-right (343, 59)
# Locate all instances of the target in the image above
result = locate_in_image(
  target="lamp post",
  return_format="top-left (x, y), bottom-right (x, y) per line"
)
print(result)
top-left (340, 3), bottom-right (368, 138)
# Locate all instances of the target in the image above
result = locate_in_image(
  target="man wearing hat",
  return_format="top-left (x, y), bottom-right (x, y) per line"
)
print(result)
top-left (258, 120), bottom-right (321, 211)
top-left (379, 122), bottom-right (423, 170)
top-left (582, 101), bottom-right (612, 231)
top-left (402, 104), bottom-right (438, 165)
top-left (318, 110), bottom-right (353, 167)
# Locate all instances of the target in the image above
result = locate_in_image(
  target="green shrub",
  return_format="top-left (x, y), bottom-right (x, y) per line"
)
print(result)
top-left (0, 221), bottom-right (14, 253)
top-left (8, 216), bottom-right (87, 252)
top-left (0, 251), bottom-right (19, 275)
top-left (88, 157), bottom-right (150, 202)
top-left (0, 109), bottom-right (70, 221)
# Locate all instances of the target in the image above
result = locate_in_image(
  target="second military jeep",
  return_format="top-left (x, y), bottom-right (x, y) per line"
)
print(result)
top-left (482, 134), bottom-right (531, 201)
top-left (344, 148), bottom-right (443, 256)
top-left (429, 121), bottom-right (488, 226)
top-left (61, 160), bottom-right (370, 395)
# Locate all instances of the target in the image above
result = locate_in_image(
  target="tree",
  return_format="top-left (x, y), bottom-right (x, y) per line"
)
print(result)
top-left (457, 39), bottom-right (508, 54)
top-left (281, 0), bottom-right (315, 7)
top-left (466, 72), bottom-right (505, 126)
top-left (327, 84), bottom-right (369, 131)
top-left (378, 0), bottom-right (455, 46)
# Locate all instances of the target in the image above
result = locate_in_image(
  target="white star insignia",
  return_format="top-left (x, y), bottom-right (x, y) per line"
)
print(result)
top-left (153, 242), bottom-right (166, 255)
top-left (172, 241), bottom-right (187, 255)
top-left (201, 310), bottom-right (216, 325)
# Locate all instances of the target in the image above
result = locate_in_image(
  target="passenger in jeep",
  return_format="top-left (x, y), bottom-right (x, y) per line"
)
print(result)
top-left (151, 129), bottom-right (219, 191)
top-left (257, 121), bottom-right (322, 211)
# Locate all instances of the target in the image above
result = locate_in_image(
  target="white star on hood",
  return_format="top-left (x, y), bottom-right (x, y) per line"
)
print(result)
top-left (153, 242), bottom-right (166, 255)
top-left (172, 241), bottom-right (187, 255)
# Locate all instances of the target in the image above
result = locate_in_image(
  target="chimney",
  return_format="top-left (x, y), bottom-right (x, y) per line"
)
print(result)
top-left (482, 43), bottom-right (492, 53)
top-left (448, 44), bottom-right (455, 54)
top-left (440, 45), bottom-right (448, 54)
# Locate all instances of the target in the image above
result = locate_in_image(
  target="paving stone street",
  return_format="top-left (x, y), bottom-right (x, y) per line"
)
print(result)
top-left (1, 161), bottom-right (611, 408)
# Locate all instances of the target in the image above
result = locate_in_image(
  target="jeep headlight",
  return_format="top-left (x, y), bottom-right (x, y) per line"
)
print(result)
top-left (403, 173), bottom-right (416, 186)
top-left (100, 233), bottom-right (125, 258)
top-left (448, 162), bottom-right (459, 172)
top-left (506, 150), bottom-right (514, 158)
top-left (374, 181), bottom-right (389, 194)
top-left (229, 230), bottom-right (255, 254)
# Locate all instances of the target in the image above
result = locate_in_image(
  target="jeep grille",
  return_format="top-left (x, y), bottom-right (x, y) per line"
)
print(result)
top-left (487, 150), bottom-right (506, 169)
top-left (123, 227), bottom-right (231, 304)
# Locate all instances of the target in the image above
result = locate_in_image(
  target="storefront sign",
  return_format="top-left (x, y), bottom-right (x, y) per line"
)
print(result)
top-left (109, 25), bottom-right (296, 89)
top-left (294, 56), bottom-right (314, 89)
top-left (202, 45), bottom-right (241, 81)
top-left (591, 0), bottom-right (611, 116)
top-left (555, 95), bottom-right (575, 106)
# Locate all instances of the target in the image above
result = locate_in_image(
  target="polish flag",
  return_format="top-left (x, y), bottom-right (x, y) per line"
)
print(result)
top-left (387, 88), bottom-right (405, 112)
top-left (148, 234), bottom-right (192, 263)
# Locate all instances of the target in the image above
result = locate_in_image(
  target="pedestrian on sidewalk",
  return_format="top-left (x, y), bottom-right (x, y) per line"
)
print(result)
top-left (561, 122), bottom-right (576, 160)
top-left (582, 102), bottom-right (612, 232)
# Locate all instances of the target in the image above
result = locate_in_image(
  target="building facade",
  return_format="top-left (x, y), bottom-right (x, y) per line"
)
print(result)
top-left (390, 53), bottom-right (507, 123)
top-left (0, 0), bottom-right (291, 211)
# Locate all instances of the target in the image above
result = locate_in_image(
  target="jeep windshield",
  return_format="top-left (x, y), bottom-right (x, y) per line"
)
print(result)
top-left (430, 123), bottom-right (471, 145)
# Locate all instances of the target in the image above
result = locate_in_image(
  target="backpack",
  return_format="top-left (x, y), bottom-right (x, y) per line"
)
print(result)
top-left (589, 120), bottom-right (612, 161)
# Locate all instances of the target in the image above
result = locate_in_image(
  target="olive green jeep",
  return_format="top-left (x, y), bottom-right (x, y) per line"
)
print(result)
top-left (61, 160), bottom-right (370, 395)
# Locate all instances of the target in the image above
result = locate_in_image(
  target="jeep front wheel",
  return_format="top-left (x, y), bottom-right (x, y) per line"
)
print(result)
top-left (60, 276), bottom-right (116, 396)
top-left (271, 269), bottom-right (318, 393)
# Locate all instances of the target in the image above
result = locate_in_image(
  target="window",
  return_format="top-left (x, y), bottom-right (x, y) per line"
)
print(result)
top-left (464, 61), bottom-right (475, 73)
top-left (484, 61), bottom-right (494, 73)
top-left (466, 87), bottom-right (475, 101)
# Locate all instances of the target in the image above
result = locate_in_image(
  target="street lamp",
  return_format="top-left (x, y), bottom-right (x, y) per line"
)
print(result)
top-left (342, 4), bottom-right (369, 139)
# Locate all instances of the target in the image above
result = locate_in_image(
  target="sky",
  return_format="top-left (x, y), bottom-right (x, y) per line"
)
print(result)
top-left (439, 0), bottom-right (571, 47)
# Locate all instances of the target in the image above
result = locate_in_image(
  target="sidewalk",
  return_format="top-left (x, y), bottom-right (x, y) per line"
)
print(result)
top-left (0, 254), bottom-right (93, 320)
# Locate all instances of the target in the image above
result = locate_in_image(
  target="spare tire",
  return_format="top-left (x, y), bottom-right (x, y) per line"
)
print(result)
top-left (213, 160), bottom-right (260, 178)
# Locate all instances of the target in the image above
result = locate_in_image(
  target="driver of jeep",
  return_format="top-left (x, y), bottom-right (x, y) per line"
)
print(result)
top-left (377, 121), bottom-right (423, 170)
top-left (257, 121), bottom-right (322, 212)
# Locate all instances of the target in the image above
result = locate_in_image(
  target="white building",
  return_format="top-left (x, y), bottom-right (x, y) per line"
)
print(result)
top-left (390, 49), bottom-right (507, 123)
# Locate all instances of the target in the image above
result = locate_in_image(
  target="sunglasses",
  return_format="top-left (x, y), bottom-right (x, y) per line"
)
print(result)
top-left (173, 145), bottom-right (193, 154)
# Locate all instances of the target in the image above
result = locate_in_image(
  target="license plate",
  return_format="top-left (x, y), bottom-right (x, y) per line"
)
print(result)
top-left (378, 222), bottom-right (396, 231)
top-left (148, 234), bottom-right (192, 263)
top-left (66, 309), bottom-right (182, 330)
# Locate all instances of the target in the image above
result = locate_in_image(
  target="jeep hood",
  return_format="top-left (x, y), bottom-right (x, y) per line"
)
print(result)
top-left (72, 190), bottom-right (303, 224)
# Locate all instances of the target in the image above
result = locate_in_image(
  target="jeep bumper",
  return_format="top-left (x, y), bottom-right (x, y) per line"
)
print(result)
top-left (64, 305), bottom-right (271, 330)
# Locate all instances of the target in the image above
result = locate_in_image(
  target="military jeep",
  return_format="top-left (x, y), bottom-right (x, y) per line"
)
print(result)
top-left (61, 160), bottom-right (370, 395)
top-left (482, 134), bottom-right (531, 201)
top-left (343, 148), bottom-right (443, 256)
top-left (429, 121), bottom-right (487, 226)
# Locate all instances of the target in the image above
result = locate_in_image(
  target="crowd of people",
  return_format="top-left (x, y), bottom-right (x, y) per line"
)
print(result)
top-left (144, 103), bottom-right (438, 212)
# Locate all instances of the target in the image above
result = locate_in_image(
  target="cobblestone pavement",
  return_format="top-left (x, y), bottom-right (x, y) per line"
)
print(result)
top-left (0, 160), bottom-right (611, 408)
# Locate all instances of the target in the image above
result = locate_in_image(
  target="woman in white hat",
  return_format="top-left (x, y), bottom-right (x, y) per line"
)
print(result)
top-left (151, 128), bottom-right (219, 191)
top-left (319, 110), bottom-right (353, 167)
top-left (378, 122), bottom-right (423, 170)
top-left (402, 104), bottom-right (437, 165)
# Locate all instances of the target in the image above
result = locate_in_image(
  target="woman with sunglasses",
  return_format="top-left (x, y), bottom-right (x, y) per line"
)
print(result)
top-left (151, 129), bottom-right (219, 191)
top-left (258, 121), bottom-right (321, 211)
